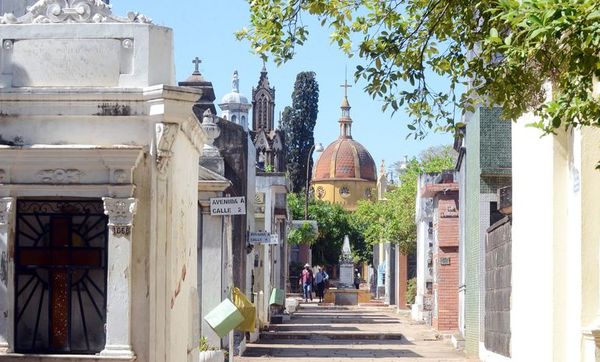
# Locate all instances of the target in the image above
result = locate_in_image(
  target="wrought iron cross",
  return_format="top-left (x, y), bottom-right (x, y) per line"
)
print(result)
top-left (192, 57), bottom-right (202, 73)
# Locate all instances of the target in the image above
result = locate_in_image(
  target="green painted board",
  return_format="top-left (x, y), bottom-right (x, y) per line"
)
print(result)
top-left (204, 298), bottom-right (244, 337)
top-left (269, 288), bottom-right (284, 306)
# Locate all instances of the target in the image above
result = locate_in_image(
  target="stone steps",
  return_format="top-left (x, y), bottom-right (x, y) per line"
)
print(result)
top-left (259, 330), bottom-right (407, 341)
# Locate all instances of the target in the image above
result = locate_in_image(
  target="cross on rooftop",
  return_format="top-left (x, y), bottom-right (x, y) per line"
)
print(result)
top-left (340, 68), bottom-right (352, 97)
top-left (192, 57), bottom-right (202, 73)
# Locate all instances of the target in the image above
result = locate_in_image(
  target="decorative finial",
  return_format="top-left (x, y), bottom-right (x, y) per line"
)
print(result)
top-left (192, 57), bottom-right (202, 74)
top-left (380, 160), bottom-right (386, 176)
top-left (261, 60), bottom-right (267, 73)
top-left (232, 70), bottom-right (240, 92)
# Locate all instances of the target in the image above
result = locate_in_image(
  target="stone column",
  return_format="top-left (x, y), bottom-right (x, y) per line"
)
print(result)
top-left (0, 198), bottom-right (14, 351)
top-left (101, 197), bottom-right (137, 357)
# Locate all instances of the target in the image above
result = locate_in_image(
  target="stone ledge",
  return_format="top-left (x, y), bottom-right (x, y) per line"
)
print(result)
top-left (0, 353), bottom-right (135, 362)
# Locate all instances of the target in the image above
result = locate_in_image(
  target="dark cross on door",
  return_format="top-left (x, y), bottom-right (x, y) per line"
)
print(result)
top-left (18, 217), bottom-right (103, 351)
top-left (192, 57), bottom-right (202, 74)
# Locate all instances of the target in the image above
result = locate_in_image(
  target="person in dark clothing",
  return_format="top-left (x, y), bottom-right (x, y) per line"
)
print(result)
top-left (315, 266), bottom-right (329, 303)
top-left (354, 268), bottom-right (361, 289)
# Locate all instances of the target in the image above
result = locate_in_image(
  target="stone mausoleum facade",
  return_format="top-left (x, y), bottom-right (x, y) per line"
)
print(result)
top-left (0, 2), bottom-right (215, 361)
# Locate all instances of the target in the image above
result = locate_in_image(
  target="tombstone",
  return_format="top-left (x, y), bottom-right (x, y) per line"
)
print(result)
top-left (338, 235), bottom-right (354, 288)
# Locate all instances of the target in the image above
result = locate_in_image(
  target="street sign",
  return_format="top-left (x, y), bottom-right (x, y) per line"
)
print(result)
top-left (210, 196), bottom-right (246, 216)
top-left (268, 234), bottom-right (279, 245)
top-left (248, 231), bottom-right (270, 245)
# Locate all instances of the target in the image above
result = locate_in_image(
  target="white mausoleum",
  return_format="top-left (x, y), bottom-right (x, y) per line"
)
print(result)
top-left (0, 1), bottom-right (215, 361)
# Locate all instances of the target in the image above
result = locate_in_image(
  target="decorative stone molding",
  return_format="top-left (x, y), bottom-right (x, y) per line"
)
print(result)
top-left (36, 168), bottom-right (84, 183)
top-left (2, 40), bottom-right (13, 51)
top-left (0, 0), bottom-right (152, 24)
top-left (112, 169), bottom-right (127, 184)
top-left (181, 113), bottom-right (207, 154)
top-left (102, 197), bottom-right (137, 237)
top-left (201, 109), bottom-right (221, 157)
top-left (0, 198), bottom-right (14, 226)
top-left (0, 169), bottom-right (7, 183)
top-left (155, 123), bottom-right (179, 174)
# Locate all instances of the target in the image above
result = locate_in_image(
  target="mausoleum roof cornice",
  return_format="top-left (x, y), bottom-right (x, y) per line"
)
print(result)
top-left (0, 0), bottom-right (152, 25)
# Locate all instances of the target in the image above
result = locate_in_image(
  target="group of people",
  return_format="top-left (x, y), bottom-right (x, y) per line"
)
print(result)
top-left (299, 263), bottom-right (329, 302)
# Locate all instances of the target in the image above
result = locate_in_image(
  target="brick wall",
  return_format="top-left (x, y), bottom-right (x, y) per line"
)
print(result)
top-left (432, 191), bottom-right (459, 331)
top-left (433, 246), bottom-right (459, 331)
top-left (484, 216), bottom-right (512, 357)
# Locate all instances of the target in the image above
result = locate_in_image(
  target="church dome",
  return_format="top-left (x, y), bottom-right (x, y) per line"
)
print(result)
top-left (314, 137), bottom-right (377, 181)
top-left (220, 70), bottom-right (249, 105)
top-left (221, 91), bottom-right (249, 105)
top-left (313, 87), bottom-right (376, 182)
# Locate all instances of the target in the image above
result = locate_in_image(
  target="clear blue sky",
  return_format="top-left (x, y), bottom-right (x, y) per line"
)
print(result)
top-left (111, 1), bottom-right (453, 172)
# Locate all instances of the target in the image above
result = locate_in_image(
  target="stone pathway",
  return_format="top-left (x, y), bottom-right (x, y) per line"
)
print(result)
top-left (237, 301), bottom-right (472, 361)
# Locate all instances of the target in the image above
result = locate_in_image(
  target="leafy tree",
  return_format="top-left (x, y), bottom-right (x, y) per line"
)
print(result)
top-left (353, 146), bottom-right (456, 254)
top-left (237, 0), bottom-right (600, 138)
top-left (287, 193), bottom-right (370, 265)
top-left (288, 221), bottom-right (318, 245)
top-left (281, 72), bottom-right (319, 193)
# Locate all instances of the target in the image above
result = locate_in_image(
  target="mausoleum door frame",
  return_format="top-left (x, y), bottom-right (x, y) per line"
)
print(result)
top-left (0, 189), bottom-right (138, 356)
top-left (0, 147), bottom-right (142, 357)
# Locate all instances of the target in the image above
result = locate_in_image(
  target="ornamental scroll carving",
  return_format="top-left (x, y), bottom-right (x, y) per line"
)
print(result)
top-left (155, 123), bottom-right (179, 174)
top-left (0, 0), bottom-right (152, 24)
top-left (0, 198), bottom-right (14, 226)
top-left (102, 197), bottom-right (137, 237)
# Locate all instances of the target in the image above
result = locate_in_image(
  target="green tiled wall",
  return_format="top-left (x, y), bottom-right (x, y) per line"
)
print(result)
top-left (464, 108), bottom-right (481, 356)
top-left (480, 107), bottom-right (512, 175)
top-left (464, 107), bottom-right (512, 357)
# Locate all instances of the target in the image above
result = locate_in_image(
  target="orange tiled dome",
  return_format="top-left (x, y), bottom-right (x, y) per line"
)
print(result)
top-left (313, 138), bottom-right (376, 181)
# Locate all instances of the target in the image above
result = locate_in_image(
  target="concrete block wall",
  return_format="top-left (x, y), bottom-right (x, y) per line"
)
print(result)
top-left (484, 217), bottom-right (512, 357)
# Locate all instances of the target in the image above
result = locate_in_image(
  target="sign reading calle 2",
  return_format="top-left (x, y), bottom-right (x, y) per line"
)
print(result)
top-left (210, 196), bottom-right (246, 216)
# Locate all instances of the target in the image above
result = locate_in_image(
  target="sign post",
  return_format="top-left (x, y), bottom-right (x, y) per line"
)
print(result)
top-left (210, 196), bottom-right (246, 362)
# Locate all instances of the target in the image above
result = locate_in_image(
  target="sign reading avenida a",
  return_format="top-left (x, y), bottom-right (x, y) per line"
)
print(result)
top-left (210, 196), bottom-right (246, 216)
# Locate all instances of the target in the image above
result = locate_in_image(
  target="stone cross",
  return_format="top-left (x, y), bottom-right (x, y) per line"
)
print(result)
top-left (192, 57), bottom-right (202, 73)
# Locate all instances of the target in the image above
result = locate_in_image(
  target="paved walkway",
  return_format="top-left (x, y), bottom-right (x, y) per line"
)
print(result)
top-left (237, 301), bottom-right (472, 362)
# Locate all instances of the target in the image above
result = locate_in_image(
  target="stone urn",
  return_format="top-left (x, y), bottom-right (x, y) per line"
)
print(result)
top-left (198, 350), bottom-right (225, 362)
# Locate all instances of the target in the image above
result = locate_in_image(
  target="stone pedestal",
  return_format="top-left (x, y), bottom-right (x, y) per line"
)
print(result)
top-left (324, 288), bottom-right (371, 305)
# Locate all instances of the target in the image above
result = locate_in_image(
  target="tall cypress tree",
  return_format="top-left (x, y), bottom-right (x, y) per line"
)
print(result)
top-left (282, 72), bottom-right (319, 193)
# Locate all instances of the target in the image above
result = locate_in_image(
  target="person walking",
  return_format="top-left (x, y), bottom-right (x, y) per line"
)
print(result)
top-left (315, 266), bottom-right (329, 303)
top-left (300, 263), bottom-right (313, 302)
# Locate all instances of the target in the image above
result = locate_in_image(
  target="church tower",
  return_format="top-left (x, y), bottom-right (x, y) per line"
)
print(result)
top-left (252, 64), bottom-right (276, 132)
top-left (218, 70), bottom-right (251, 131)
top-left (250, 65), bottom-right (285, 172)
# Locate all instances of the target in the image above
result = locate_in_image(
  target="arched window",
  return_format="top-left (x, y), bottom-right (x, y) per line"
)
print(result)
top-left (232, 115), bottom-right (237, 123)
top-left (241, 115), bottom-right (246, 124)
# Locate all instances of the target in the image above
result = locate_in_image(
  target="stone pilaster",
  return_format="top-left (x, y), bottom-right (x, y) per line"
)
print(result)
top-left (101, 197), bottom-right (137, 357)
top-left (0, 197), bottom-right (14, 351)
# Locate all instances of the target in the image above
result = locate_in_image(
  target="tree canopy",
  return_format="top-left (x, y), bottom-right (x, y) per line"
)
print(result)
top-left (281, 72), bottom-right (319, 193)
top-left (353, 146), bottom-right (456, 254)
top-left (237, 0), bottom-right (600, 138)
top-left (287, 193), bottom-right (370, 265)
